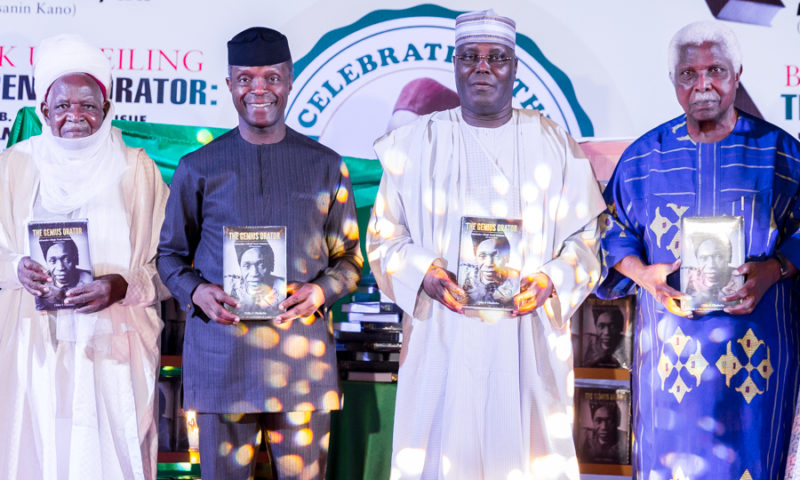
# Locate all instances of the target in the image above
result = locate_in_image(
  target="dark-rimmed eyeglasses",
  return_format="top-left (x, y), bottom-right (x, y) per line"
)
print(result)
top-left (453, 54), bottom-right (515, 67)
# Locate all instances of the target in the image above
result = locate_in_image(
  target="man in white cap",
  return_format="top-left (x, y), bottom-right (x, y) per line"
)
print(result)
top-left (367, 9), bottom-right (604, 480)
top-left (0, 34), bottom-right (169, 479)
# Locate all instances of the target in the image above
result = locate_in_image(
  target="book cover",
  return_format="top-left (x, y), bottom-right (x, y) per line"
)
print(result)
top-left (28, 220), bottom-right (93, 310)
top-left (346, 311), bottom-right (401, 323)
top-left (341, 301), bottom-right (401, 314)
top-left (574, 386), bottom-right (631, 465)
top-left (575, 295), bottom-right (634, 369)
top-left (223, 226), bottom-right (287, 320)
top-left (679, 216), bottom-right (744, 313)
top-left (456, 216), bottom-right (523, 310)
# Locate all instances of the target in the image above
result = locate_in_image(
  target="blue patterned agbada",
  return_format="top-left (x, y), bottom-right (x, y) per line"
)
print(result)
top-left (598, 111), bottom-right (800, 479)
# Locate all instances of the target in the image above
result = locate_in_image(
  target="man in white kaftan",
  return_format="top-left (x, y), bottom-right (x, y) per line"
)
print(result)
top-left (0, 34), bottom-right (169, 479)
top-left (367, 10), bottom-right (605, 480)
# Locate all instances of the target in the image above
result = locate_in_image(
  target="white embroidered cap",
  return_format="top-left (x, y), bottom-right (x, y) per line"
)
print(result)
top-left (454, 9), bottom-right (516, 50)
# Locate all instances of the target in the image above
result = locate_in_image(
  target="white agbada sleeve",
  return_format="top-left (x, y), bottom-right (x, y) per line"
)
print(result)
top-left (368, 172), bottom-right (440, 317)
top-left (529, 117), bottom-right (604, 328)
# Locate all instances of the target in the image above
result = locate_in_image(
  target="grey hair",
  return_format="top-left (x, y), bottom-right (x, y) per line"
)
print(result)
top-left (668, 21), bottom-right (742, 82)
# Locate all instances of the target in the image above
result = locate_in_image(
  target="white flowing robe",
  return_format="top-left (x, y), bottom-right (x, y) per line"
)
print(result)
top-left (0, 135), bottom-right (170, 480)
top-left (367, 108), bottom-right (605, 480)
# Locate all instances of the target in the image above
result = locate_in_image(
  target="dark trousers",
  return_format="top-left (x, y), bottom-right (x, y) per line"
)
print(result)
top-left (197, 411), bottom-right (331, 480)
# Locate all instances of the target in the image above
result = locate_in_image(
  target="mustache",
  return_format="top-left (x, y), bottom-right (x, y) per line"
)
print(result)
top-left (691, 93), bottom-right (718, 102)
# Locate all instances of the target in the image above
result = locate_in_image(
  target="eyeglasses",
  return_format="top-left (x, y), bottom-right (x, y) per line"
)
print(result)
top-left (453, 54), bottom-right (515, 67)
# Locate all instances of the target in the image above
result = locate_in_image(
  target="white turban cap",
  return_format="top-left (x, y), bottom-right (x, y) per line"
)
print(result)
top-left (33, 34), bottom-right (111, 103)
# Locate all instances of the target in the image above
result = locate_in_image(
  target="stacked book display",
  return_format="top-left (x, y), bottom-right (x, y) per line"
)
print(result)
top-left (335, 285), bottom-right (402, 382)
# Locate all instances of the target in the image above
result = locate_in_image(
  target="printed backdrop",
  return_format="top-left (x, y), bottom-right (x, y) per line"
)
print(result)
top-left (0, 0), bottom-right (798, 157)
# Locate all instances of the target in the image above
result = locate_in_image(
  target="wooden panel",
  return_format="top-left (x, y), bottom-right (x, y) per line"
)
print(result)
top-left (574, 367), bottom-right (630, 381)
top-left (579, 462), bottom-right (633, 476)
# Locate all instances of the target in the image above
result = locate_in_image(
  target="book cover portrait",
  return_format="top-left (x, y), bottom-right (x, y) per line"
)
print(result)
top-left (28, 220), bottom-right (93, 310)
top-left (457, 216), bottom-right (523, 311)
top-left (223, 226), bottom-right (287, 319)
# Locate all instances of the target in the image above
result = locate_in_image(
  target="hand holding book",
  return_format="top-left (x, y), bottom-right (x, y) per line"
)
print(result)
top-left (422, 264), bottom-right (465, 314)
top-left (274, 282), bottom-right (325, 324)
top-left (511, 272), bottom-right (554, 317)
top-left (63, 273), bottom-right (128, 314)
top-left (722, 258), bottom-right (789, 315)
top-left (17, 256), bottom-right (52, 298)
top-left (192, 283), bottom-right (240, 325)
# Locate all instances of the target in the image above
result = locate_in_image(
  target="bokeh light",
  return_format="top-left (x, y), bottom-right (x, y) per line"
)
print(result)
top-left (294, 428), bottom-right (313, 447)
top-left (534, 164), bottom-right (552, 189)
top-left (287, 411), bottom-right (311, 426)
top-left (282, 335), bottom-right (310, 359)
top-left (235, 444), bottom-right (254, 466)
top-left (266, 360), bottom-right (289, 388)
top-left (316, 192), bottom-right (331, 215)
top-left (268, 430), bottom-right (284, 444)
top-left (294, 379), bottom-right (311, 395)
top-left (544, 412), bottom-right (572, 439)
top-left (307, 360), bottom-right (331, 381)
top-left (395, 448), bottom-right (426, 476)
top-left (294, 401), bottom-right (314, 412)
top-left (309, 340), bottom-right (326, 357)
top-left (322, 390), bottom-right (341, 410)
top-left (196, 128), bottom-right (213, 144)
top-left (247, 325), bottom-right (279, 349)
top-left (336, 185), bottom-right (349, 203)
top-left (276, 454), bottom-right (304, 476)
top-left (218, 441), bottom-right (233, 457)
top-left (264, 397), bottom-right (283, 411)
top-left (343, 218), bottom-right (359, 241)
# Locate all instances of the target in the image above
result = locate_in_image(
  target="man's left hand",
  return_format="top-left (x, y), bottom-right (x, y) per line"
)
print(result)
top-left (65, 274), bottom-right (128, 314)
top-left (723, 259), bottom-right (780, 315)
top-left (275, 282), bottom-right (325, 325)
top-left (512, 273), bottom-right (554, 316)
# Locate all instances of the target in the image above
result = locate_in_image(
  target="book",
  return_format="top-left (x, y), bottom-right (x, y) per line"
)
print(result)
top-left (341, 301), bottom-right (401, 314)
top-left (345, 371), bottom-right (397, 382)
top-left (360, 321), bottom-right (402, 333)
top-left (574, 386), bottom-right (631, 465)
top-left (340, 342), bottom-right (402, 353)
top-left (333, 321), bottom-right (361, 332)
top-left (346, 311), bottom-right (401, 323)
top-left (679, 216), bottom-right (744, 313)
top-left (456, 216), bottom-right (523, 310)
top-left (575, 295), bottom-right (634, 369)
top-left (337, 359), bottom-right (399, 373)
top-left (28, 220), bottom-right (93, 310)
top-left (334, 330), bottom-right (402, 344)
top-left (222, 226), bottom-right (287, 320)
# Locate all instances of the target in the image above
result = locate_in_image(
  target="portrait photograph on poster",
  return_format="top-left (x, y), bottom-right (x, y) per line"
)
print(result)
top-left (574, 295), bottom-right (634, 369)
top-left (574, 386), bottom-right (631, 465)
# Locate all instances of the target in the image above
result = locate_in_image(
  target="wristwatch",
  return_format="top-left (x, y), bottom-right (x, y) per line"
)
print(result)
top-left (773, 252), bottom-right (789, 280)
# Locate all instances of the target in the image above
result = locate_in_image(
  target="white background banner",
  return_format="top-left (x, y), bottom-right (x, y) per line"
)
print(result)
top-left (0, 0), bottom-right (797, 157)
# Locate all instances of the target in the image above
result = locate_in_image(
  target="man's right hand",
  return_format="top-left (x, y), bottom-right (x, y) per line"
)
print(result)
top-left (422, 264), bottom-right (466, 314)
top-left (17, 256), bottom-right (50, 297)
top-left (614, 255), bottom-right (686, 317)
top-left (191, 283), bottom-right (240, 325)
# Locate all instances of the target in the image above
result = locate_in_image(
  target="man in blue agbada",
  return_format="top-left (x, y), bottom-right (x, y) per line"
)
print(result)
top-left (599, 20), bottom-right (800, 479)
